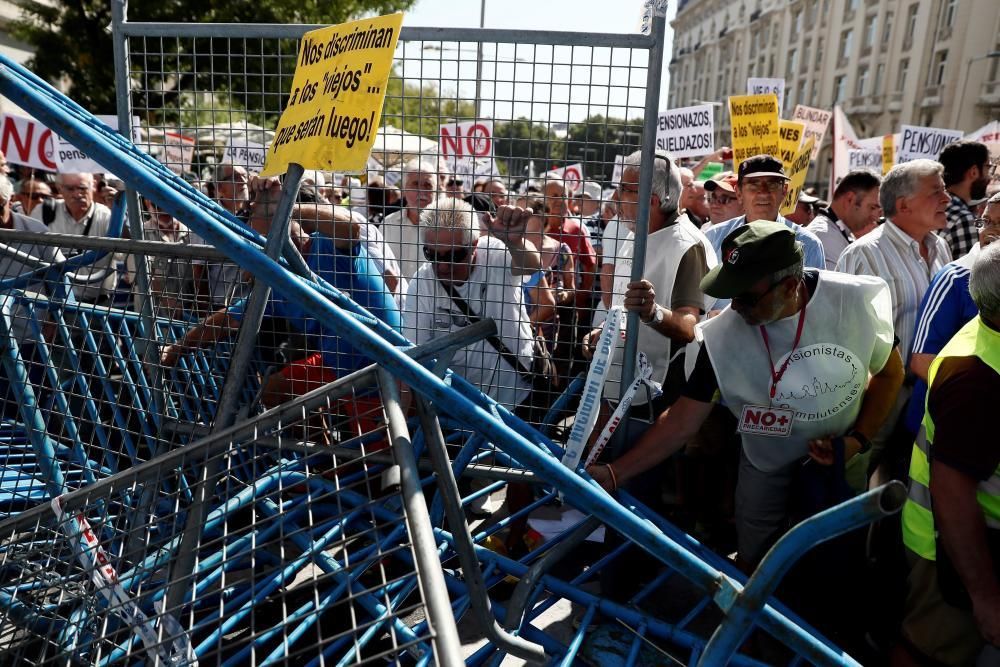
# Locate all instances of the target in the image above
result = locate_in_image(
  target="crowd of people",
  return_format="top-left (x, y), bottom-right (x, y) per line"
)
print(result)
top-left (1, 134), bottom-right (999, 664)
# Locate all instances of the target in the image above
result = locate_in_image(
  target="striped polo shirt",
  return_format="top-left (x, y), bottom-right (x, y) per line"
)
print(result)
top-left (835, 220), bottom-right (952, 366)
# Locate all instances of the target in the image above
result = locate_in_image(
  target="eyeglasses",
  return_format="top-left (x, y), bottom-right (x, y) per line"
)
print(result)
top-left (976, 217), bottom-right (1000, 230)
top-left (732, 280), bottom-right (782, 308)
top-left (28, 193), bottom-right (49, 201)
top-left (423, 245), bottom-right (472, 264)
top-left (706, 194), bottom-right (737, 205)
top-left (60, 185), bottom-right (91, 194)
top-left (742, 180), bottom-right (786, 194)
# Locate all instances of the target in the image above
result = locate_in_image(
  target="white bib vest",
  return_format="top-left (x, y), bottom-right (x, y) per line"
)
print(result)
top-left (605, 216), bottom-right (716, 404)
top-left (701, 271), bottom-right (894, 472)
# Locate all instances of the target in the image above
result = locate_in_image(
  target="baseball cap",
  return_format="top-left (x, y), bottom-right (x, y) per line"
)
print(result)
top-left (737, 155), bottom-right (789, 183)
top-left (581, 181), bottom-right (602, 200)
top-left (704, 171), bottom-right (738, 194)
top-left (699, 220), bottom-right (804, 298)
top-left (798, 192), bottom-right (820, 205)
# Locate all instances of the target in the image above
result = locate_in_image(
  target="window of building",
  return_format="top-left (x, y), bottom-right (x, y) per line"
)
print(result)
top-left (798, 80), bottom-right (807, 106)
top-left (940, 0), bottom-right (957, 29)
top-left (864, 15), bottom-right (877, 48)
top-left (811, 79), bottom-right (819, 103)
top-left (845, 0), bottom-right (859, 14)
top-left (807, 0), bottom-right (817, 24)
top-left (882, 12), bottom-right (894, 43)
top-left (928, 50), bottom-right (948, 86)
top-left (840, 29), bottom-right (853, 61)
top-left (873, 63), bottom-right (885, 93)
top-left (834, 75), bottom-right (847, 103)
top-left (787, 48), bottom-right (798, 77)
top-left (896, 58), bottom-right (909, 91)
top-left (856, 66), bottom-right (869, 96)
top-left (905, 4), bottom-right (919, 45)
top-left (792, 10), bottom-right (803, 35)
top-left (816, 37), bottom-right (824, 67)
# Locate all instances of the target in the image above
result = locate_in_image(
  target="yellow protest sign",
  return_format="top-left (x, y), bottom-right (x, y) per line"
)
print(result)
top-left (778, 119), bottom-right (805, 171)
top-left (728, 93), bottom-right (780, 173)
top-left (882, 134), bottom-right (894, 175)
top-left (779, 136), bottom-right (815, 216)
top-left (260, 13), bottom-right (403, 177)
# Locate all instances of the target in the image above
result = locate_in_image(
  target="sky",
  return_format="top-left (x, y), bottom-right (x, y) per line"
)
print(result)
top-left (396, 0), bottom-right (675, 123)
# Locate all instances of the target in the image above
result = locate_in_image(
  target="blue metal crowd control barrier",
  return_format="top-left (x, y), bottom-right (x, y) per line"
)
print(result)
top-left (0, 52), bottom-right (908, 666)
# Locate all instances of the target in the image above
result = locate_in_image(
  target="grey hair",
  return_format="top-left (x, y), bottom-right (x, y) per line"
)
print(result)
top-left (880, 159), bottom-right (943, 218)
top-left (0, 175), bottom-right (13, 202)
top-left (56, 172), bottom-right (94, 186)
top-left (623, 150), bottom-right (682, 216)
top-left (419, 195), bottom-right (479, 247)
top-left (986, 191), bottom-right (1000, 206)
top-left (402, 159), bottom-right (439, 180)
top-left (970, 242), bottom-right (1000, 319)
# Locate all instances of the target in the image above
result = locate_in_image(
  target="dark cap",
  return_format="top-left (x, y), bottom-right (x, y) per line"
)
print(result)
top-left (704, 172), bottom-right (738, 194)
top-left (699, 220), bottom-right (804, 298)
top-left (737, 155), bottom-right (788, 183)
top-left (464, 192), bottom-right (497, 215)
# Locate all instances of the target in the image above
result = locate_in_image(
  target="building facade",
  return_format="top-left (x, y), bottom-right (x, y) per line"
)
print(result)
top-left (668, 0), bottom-right (1000, 194)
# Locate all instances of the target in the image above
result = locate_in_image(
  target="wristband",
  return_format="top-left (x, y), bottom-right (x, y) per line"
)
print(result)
top-left (847, 429), bottom-right (872, 454)
top-left (605, 463), bottom-right (618, 492)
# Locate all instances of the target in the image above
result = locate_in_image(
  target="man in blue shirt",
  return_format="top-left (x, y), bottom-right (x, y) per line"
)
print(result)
top-left (703, 155), bottom-right (825, 311)
top-left (905, 192), bottom-right (1000, 433)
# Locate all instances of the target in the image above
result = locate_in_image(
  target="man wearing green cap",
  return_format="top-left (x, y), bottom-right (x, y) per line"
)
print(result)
top-left (589, 220), bottom-right (905, 567)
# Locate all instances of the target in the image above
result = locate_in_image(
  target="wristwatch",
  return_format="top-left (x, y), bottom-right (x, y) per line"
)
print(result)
top-left (646, 304), bottom-right (665, 326)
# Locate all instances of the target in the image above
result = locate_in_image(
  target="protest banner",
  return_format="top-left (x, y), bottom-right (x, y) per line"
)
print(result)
top-left (779, 136), bottom-right (815, 216)
top-left (655, 104), bottom-right (714, 158)
top-left (261, 12), bottom-right (403, 177)
top-left (882, 134), bottom-right (894, 175)
top-left (56, 115), bottom-right (139, 174)
top-left (0, 113), bottom-right (57, 171)
top-left (222, 137), bottom-right (267, 173)
top-left (897, 124), bottom-right (964, 163)
top-left (747, 77), bottom-right (785, 112)
top-left (611, 154), bottom-right (625, 185)
top-left (728, 93), bottom-right (780, 172)
top-left (439, 120), bottom-right (493, 161)
top-left (778, 119), bottom-right (805, 171)
top-left (791, 104), bottom-right (831, 161)
top-left (160, 132), bottom-right (196, 175)
top-left (545, 163), bottom-right (584, 195)
top-left (966, 120), bottom-right (1000, 161)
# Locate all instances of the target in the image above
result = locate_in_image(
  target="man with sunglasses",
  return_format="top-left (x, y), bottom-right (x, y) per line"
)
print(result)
top-left (703, 155), bottom-right (824, 313)
top-left (401, 196), bottom-right (540, 413)
top-left (589, 220), bottom-right (903, 569)
top-left (808, 169), bottom-right (883, 270)
top-left (12, 177), bottom-right (51, 216)
top-left (703, 172), bottom-right (744, 229)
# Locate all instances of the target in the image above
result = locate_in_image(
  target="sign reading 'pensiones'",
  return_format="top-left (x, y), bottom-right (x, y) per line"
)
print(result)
top-left (261, 13), bottom-right (403, 177)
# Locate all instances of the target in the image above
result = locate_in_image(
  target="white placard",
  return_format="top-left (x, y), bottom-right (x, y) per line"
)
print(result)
top-left (846, 148), bottom-right (883, 172)
top-left (439, 120), bottom-right (493, 161)
top-left (791, 105), bottom-right (832, 161)
top-left (747, 77), bottom-right (785, 112)
top-left (655, 104), bottom-right (715, 158)
top-left (0, 114), bottom-right (57, 171)
top-left (897, 124), bottom-right (964, 163)
top-left (611, 154), bottom-right (626, 186)
top-left (161, 132), bottom-right (196, 175)
top-left (55, 115), bottom-right (139, 175)
top-left (544, 163), bottom-right (584, 195)
top-left (222, 138), bottom-right (267, 173)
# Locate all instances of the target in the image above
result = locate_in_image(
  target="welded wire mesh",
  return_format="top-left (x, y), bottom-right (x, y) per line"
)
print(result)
top-left (124, 28), bottom-right (655, 429)
top-left (0, 369), bottom-right (444, 666)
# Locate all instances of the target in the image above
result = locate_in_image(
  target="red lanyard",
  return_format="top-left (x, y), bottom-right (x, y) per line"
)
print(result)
top-left (759, 299), bottom-right (808, 399)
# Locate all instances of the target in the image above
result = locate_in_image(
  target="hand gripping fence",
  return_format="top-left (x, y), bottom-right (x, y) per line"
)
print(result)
top-left (0, 16), bottom-right (906, 667)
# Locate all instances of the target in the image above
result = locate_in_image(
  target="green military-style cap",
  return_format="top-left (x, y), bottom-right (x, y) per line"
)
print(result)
top-left (700, 220), bottom-right (804, 298)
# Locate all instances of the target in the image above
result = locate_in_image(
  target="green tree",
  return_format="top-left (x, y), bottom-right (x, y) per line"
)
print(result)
top-left (381, 69), bottom-right (477, 137)
top-left (11, 0), bottom-right (415, 122)
top-left (562, 114), bottom-right (644, 182)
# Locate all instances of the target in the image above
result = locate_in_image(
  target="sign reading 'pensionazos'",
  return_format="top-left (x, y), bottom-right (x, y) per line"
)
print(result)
top-left (897, 124), bottom-right (964, 163)
top-left (261, 13), bottom-right (403, 177)
top-left (655, 104), bottom-right (714, 158)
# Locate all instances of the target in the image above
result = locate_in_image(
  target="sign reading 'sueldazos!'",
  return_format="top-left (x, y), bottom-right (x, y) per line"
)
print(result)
top-left (656, 104), bottom-right (714, 158)
top-left (260, 13), bottom-right (403, 177)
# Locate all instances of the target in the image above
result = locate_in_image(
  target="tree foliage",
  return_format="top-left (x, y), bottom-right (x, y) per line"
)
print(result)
top-left (11, 0), bottom-right (415, 119)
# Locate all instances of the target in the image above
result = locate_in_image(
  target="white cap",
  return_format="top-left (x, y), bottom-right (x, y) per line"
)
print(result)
top-left (581, 181), bottom-right (602, 200)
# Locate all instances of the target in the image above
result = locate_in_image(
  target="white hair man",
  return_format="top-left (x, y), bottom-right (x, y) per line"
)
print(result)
top-left (401, 195), bottom-right (541, 414)
top-left (32, 172), bottom-right (115, 303)
top-left (381, 160), bottom-right (443, 282)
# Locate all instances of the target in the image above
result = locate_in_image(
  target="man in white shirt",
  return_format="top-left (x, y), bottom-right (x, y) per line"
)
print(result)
top-left (381, 160), bottom-right (442, 283)
top-left (401, 196), bottom-right (540, 414)
top-left (809, 170), bottom-right (882, 269)
top-left (836, 158), bottom-right (952, 480)
top-left (33, 172), bottom-right (115, 303)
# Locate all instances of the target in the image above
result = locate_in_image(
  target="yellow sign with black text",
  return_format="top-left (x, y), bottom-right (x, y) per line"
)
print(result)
top-left (728, 93), bottom-right (780, 173)
top-left (882, 134), bottom-right (894, 175)
top-left (779, 136), bottom-right (815, 216)
top-left (778, 119), bottom-right (805, 171)
top-left (260, 13), bottom-right (403, 177)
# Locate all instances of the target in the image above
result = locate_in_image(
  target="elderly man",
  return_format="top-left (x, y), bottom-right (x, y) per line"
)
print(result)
top-left (679, 167), bottom-right (710, 228)
top-left (703, 155), bottom-right (824, 311)
top-left (401, 196), bottom-right (541, 415)
top-left (591, 222), bottom-right (902, 568)
top-left (938, 140), bottom-right (991, 259)
top-left (836, 159), bottom-right (952, 478)
top-left (809, 169), bottom-right (882, 269)
top-left (482, 178), bottom-right (509, 210)
top-left (32, 172), bottom-right (115, 303)
top-left (898, 242), bottom-right (1000, 666)
top-left (703, 172), bottom-right (744, 227)
top-left (382, 160), bottom-right (441, 282)
top-left (903, 192), bottom-right (1000, 438)
top-left (13, 177), bottom-right (51, 216)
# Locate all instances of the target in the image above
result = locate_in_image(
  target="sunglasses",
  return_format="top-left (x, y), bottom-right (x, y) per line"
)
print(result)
top-left (707, 194), bottom-right (737, 205)
top-left (742, 180), bottom-right (786, 194)
top-left (732, 280), bottom-right (782, 308)
top-left (423, 245), bottom-right (472, 264)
